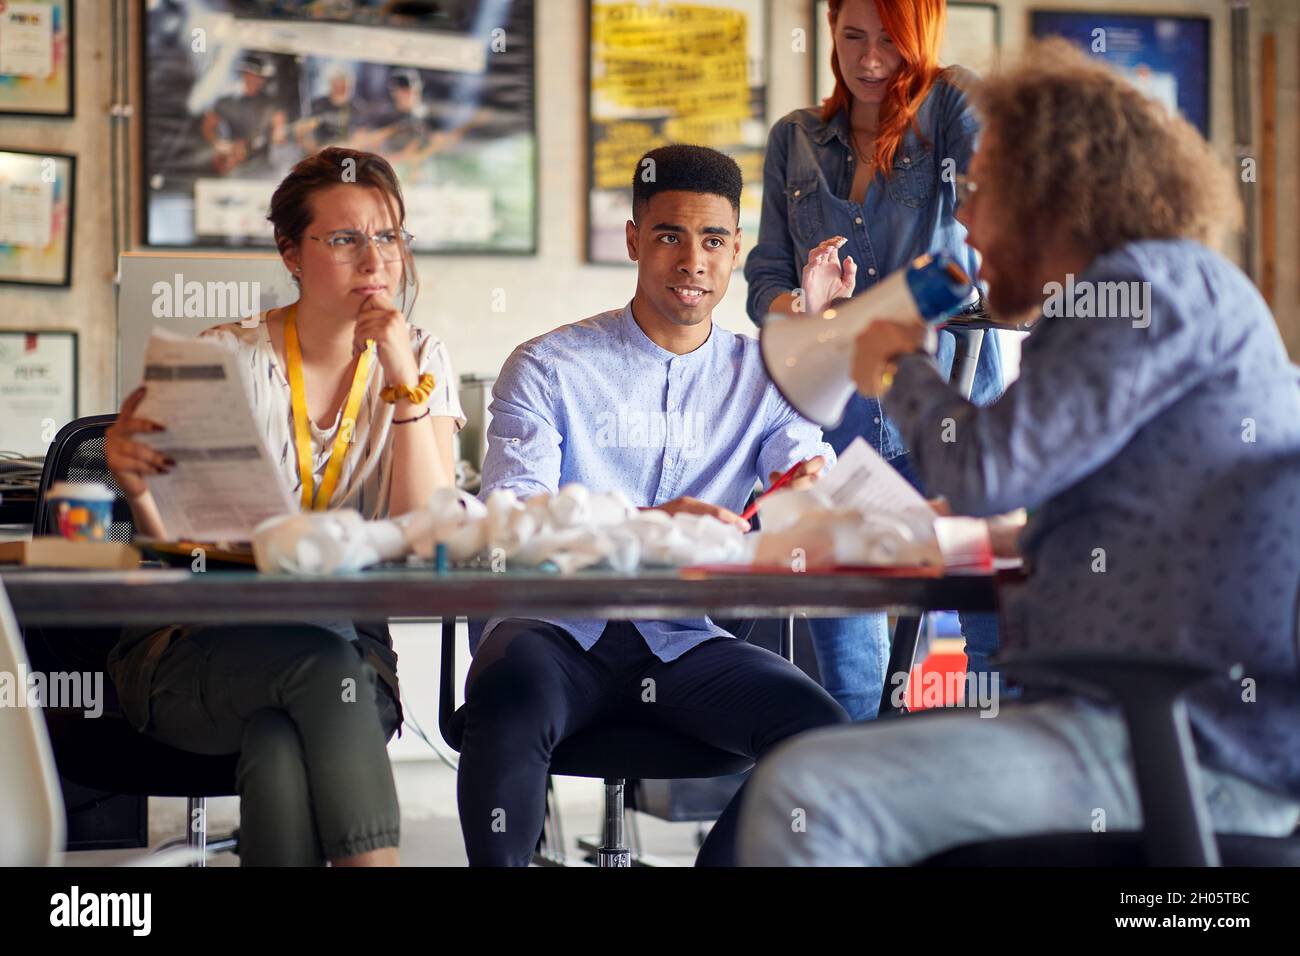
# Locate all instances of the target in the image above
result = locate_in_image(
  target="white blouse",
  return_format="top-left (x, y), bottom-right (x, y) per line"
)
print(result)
top-left (198, 312), bottom-right (466, 521)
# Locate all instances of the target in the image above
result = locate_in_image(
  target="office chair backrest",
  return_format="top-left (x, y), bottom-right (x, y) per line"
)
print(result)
top-left (26, 415), bottom-right (133, 702)
top-left (33, 415), bottom-right (133, 541)
top-left (0, 581), bottom-right (65, 865)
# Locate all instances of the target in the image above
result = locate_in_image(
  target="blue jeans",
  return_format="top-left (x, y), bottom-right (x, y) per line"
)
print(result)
top-left (806, 451), bottom-right (1002, 721)
top-left (807, 615), bottom-right (890, 722)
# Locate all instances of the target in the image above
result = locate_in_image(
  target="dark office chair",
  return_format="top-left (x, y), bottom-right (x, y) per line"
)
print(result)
top-left (31, 415), bottom-right (134, 539)
top-left (25, 415), bottom-right (239, 864)
top-left (920, 650), bottom-right (1300, 866)
top-left (437, 614), bottom-right (755, 866)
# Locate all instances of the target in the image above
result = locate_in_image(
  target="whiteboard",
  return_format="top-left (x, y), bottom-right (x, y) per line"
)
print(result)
top-left (116, 252), bottom-right (298, 405)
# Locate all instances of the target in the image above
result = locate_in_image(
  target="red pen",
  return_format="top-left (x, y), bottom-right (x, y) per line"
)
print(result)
top-left (741, 459), bottom-right (811, 522)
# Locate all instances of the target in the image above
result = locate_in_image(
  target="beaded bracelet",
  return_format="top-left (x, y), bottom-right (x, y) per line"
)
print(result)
top-left (381, 372), bottom-right (436, 405)
top-left (393, 408), bottom-right (432, 425)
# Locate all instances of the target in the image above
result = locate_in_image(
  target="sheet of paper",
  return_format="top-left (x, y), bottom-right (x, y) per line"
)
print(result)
top-left (816, 437), bottom-right (936, 526)
top-left (0, 2), bottom-right (53, 79)
top-left (135, 328), bottom-right (296, 542)
top-left (193, 178), bottom-right (278, 241)
top-left (933, 516), bottom-right (993, 571)
top-left (0, 178), bottom-right (53, 247)
top-left (0, 331), bottom-right (75, 456)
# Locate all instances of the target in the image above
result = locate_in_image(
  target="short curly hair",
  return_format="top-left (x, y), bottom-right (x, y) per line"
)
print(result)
top-left (631, 144), bottom-right (743, 223)
top-left (972, 38), bottom-right (1239, 259)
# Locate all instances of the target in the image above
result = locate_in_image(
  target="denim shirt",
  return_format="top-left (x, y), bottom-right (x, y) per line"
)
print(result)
top-left (744, 67), bottom-right (1002, 462)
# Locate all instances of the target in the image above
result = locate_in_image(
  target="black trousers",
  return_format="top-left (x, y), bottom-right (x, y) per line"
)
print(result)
top-left (457, 620), bottom-right (849, 866)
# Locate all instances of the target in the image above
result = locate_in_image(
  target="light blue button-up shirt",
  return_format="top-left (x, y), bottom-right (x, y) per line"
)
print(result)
top-left (473, 304), bottom-right (835, 660)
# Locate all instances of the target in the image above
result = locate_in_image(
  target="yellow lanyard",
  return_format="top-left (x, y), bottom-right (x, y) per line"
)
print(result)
top-left (283, 304), bottom-right (374, 511)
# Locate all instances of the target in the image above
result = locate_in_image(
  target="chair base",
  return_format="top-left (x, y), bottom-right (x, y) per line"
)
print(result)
top-left (534, 775), bottom-right (684, 867)
top-left (153, 797), bottom-right (239, 866)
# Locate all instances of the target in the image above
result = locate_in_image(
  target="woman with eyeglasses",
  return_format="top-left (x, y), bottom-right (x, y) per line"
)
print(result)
top-left (104, 148), bottom-right (464, 866)
top-left (744, 0), bottom-right (1004, 722)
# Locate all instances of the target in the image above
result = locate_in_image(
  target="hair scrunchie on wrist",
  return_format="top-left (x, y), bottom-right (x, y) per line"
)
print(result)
top-left (381, 372), bottom-right (435, 405)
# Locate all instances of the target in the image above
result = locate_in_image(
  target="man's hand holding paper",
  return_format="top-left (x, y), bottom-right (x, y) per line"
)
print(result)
top-left (751, 437), bottom-right (997, 571)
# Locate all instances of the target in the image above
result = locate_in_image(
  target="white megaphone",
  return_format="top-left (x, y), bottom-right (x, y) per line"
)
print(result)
top-left (760, 253), bottom-right (975, 427)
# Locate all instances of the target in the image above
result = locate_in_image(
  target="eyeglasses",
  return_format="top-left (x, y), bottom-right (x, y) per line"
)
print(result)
top-left (308, 228), bottom-right (414, 264)
top-left (955, 175), bottom-right (979, 209)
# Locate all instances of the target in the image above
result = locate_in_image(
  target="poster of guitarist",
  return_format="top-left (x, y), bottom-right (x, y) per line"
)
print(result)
top-left (351, 69), bottom-right (482, 181)
top-left (295, 67), bottom-right (358, 152)
top-left (143, 0), bottom-right (537, 252)
top-left (201, 53), bottom-right (289, 176)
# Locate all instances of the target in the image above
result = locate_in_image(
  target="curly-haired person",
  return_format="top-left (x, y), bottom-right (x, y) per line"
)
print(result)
top-left (738, 39), bottom-right (1300, 866)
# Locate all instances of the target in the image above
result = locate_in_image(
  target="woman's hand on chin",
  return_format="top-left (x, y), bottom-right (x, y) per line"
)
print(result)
top-left (355, 291), bottom-right (419, 385)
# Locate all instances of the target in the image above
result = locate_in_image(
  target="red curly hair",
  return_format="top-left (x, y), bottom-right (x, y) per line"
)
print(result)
top-left (821, 0), bottom-right (946, 174)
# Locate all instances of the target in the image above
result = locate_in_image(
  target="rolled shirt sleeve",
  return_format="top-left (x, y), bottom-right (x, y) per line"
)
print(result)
top-left (757, 389), bottom-right (837, 485)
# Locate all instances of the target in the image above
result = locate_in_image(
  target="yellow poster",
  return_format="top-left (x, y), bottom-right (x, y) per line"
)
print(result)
top-left (588, 1), bottom-right (767, 263)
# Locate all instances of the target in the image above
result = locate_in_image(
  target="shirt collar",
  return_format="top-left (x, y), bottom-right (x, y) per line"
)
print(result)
top-left (621, 301), bottom-right (715, 364)
top-left (811, 108), bottom-right (851, 148)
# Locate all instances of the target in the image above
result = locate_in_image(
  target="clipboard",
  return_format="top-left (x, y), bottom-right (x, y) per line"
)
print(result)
top-left (136, 538), bottom-right (257, 570)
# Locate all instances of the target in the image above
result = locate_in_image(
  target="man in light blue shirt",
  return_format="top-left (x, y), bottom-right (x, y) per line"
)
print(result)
top-left (457, 146), bottom-right (848, 866)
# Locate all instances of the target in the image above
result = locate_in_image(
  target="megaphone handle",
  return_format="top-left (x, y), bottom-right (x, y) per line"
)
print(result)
top-left (948, 328), bottom-right (985, 401)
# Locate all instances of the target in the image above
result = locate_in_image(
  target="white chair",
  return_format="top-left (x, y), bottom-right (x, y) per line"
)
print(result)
top-left (0, 579), bottom-right (65, 865)
top-left (0, 580), bottom-right (200, 867)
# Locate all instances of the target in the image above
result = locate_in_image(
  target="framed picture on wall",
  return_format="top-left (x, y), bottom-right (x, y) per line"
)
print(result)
top-left (1030, 10), bottom-right (1211, 137)
top-left (814, 1), bottom-right (1001, 103)
top-left (587, 0), bottom-right (769, 265)
top-left (0, 0), bottom-right (75, 117)
top-left (0, 330), bottom-right (78, 456)
top-left (0, 148), bottom-right (75, 287)
top-left (141, 0), bottom-right (537, 254)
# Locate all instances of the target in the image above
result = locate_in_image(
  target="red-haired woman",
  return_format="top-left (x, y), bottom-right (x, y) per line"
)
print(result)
top-left (745, 0), bottom-right (1002, 720)
top-left (104, 148), bottom-right (465, 865)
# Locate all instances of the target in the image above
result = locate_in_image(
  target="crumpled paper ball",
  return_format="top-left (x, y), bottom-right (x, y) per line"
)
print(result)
top-left (751, 488), bottom-right (942, 569)
top-left (401, 485), bottom-right (746, 573)
top-left (252, 484), bottom-right (752, 576)
top-left (253, 509), bottom-right (407, 575)
top-left (620, 509), bottom-right (748, 567)
top-left (397, 488), bottom-right (488, 560)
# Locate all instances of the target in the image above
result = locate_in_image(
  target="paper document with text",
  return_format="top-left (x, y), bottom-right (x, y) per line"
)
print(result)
top-left (136, 328), bottom-right (295, 541)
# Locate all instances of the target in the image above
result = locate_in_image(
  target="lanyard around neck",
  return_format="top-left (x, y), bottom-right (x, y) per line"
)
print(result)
top-left (283, 303), bottom-right (374, 511)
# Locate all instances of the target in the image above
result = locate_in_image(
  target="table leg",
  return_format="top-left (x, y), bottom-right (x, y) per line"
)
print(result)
top-left (879, 615), bottom-right (924, 715)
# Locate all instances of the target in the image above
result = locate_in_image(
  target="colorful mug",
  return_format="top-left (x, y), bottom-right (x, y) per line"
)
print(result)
top-left (47, 481), bottom-right (115, 542)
